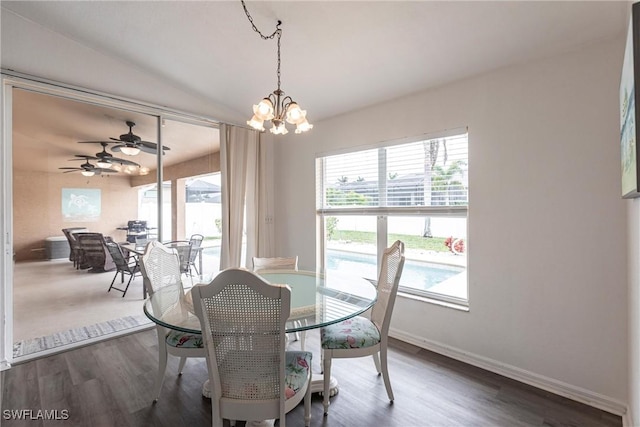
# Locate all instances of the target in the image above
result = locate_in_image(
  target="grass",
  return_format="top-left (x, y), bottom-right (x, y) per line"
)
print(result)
top-left (331, 230), bottom-right (450, 252)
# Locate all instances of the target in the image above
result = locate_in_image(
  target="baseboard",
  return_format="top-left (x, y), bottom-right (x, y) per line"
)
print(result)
top-left (390, 328), bottom-right (627, 417)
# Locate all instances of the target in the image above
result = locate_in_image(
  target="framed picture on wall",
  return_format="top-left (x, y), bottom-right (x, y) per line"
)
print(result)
top-left (621, 3), bottom-right (640, 199)
top-left (62, 188), bottom-right (101, 222)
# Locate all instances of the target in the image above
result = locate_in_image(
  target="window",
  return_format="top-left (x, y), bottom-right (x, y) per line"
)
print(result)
top-left (316, 130), bottom-right (468, 306)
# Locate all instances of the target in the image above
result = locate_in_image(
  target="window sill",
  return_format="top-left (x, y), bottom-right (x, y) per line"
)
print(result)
top-left (397, 291), bottom-right (469, 312)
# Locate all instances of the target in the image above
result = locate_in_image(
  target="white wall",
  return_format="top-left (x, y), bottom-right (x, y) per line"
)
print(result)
top-left (274, 37), bottom-right (629, 411)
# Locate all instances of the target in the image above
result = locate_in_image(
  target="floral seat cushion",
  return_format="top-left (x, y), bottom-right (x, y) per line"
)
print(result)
top-left (321, 316), bottom-right (381, 349)
top-left (284, 351), bottom-right (312, 399)
top-left (165, 330), bottom-right (203, 348)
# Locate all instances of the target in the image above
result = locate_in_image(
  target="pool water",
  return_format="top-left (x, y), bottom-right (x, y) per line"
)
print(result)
top-left (327, 249), bottom-right (464, 291)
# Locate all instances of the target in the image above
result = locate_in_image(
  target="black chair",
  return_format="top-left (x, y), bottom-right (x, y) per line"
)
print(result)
top-left (75, 232), bottom-right (116, 272)
top-left (105, 241), bottom-right (141, 297)
top-left (187, 234), bottom-right (204, 275)
top-left (61, 227), bottom-right (87, 268)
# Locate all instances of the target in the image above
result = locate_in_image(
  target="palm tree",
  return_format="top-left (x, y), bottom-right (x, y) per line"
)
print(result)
top-left (422, 139), bottom-right (447, 237)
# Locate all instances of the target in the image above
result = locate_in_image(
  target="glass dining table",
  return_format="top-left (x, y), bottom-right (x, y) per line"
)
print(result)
top-left (143, 268), bottom-right (378, 396)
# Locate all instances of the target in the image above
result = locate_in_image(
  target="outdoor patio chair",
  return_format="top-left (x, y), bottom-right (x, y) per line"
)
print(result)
top-left (140, 240), bottom-right (205, 402)
top-left (163, 240), bottom-right (192, 274)
top-left (105, 241), bottom-right (141, 297)
top-left (187, 234), bottom-right (204, 275)
top-left (191, 268), bottom-right (312, 427)
top-left (75, 232), bottom-right (116, 273)
top-left (61, 227), bottom-right (87, 268)
top-left (321, 240), bottom-right (405, 415)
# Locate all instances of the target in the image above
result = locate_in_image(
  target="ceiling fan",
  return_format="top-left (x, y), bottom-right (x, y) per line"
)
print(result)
top-left (78, 120), bottom-right (170, 156)
top-left (59, 156), bottom-right (117, 177)
top-left (73, 142), bottom-right (140, 169)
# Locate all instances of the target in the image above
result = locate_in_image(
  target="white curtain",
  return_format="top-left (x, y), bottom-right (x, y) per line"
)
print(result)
top-left (219, 124), bottom-right (274, 269)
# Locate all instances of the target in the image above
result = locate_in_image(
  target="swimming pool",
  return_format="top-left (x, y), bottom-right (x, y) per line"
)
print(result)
top-left (200, 246), bottom-right (464, 292)
top-left (327, 249), bottom-right (464, 291)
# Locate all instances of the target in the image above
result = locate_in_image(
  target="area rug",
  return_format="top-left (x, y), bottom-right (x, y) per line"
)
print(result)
top-left (12, 315), bottom-right (152, 358)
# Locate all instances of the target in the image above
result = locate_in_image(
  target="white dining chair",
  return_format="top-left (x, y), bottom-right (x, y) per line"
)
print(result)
top-left (191, 268), bottom-right (312, 427)
top-left (321, 240), bottom-right (405, 415)
top-left (252, 256), bottom-right (307, 349)
top-left (139, 240), bottom-right (205, 402)
top-left (252, 256), bottom-right (298, 272)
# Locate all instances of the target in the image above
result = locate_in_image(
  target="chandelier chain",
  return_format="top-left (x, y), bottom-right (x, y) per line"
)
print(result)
top-left (241, 0), bottom-right (282, 90)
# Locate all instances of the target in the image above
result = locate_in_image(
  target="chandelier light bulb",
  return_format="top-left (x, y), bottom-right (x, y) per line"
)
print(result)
top-left (284, 103), bottom-right (305, 125)
top-left (247, 114), bottom-right (266, 131)
top-left (120, 145), bottom-right (140, 156)
top-left (81, 170), bottom-right (95, 177)
top-left (295, 118), bottom-right (313, 134)
top-left (270, 122), bottom-right (289, 135)
top-left (254, 99), bottom-right (275, 120)
top-left (139, 167), bottom-right (150, 176)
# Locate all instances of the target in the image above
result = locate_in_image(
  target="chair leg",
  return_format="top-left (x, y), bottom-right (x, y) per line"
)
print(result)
top-left (304, 371), bottom-right (312, 427)
top-left (107, 271), bottom-right (118, 292)
top-left (153, 333), bottom-right (168, 402)
top-left (372, 352), bottom-right (382, 374)
top-left (380, 347), bottom-right (394, 402)
top-left (121, 273), bottom-right (134, 297)
top-left (177, 356), bottom-right (187, 375)
top-left (323, 352), bottom-right (332, 415)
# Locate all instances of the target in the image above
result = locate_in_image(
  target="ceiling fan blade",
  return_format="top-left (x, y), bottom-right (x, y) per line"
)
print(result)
top-left (109, 157), bottom-right (140, 166)
top-left (71, 155), bottom-right (99, 161)
top-left (139, 140), bottom-right (170, 151)
top-left (96, 168), bottom-right (117, 173)
top-left (59, 167), bottom-right (82, 170)
top-left (78, 140), bottom-right (116, 144)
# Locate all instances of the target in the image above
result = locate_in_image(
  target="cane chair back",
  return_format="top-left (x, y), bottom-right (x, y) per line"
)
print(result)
top-left (191, 269), bottom-right (312, 427)
top-left (251, 256), bottom-right (306, 349)
top-left (139, 240), bottom-right (205, 402)
top-left (252, 256), bottom-right (298, 272)
top-left (321, 240), bottom-right (405, 415)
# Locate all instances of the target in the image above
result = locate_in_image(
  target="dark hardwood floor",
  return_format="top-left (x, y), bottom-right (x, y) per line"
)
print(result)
top-left (2, 329), bottom-right (622, 427)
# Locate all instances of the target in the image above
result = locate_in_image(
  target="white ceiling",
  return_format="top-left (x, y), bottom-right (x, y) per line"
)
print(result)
top-left (0, 0), bottom-right (630, 174)
top-left (1, 1), bottom-right (628, 125)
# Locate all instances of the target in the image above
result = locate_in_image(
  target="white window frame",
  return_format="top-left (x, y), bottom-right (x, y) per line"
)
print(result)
top-left (316, 128), bottom-right (468, 308)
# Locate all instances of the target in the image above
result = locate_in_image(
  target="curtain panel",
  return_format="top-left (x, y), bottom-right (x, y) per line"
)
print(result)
top-left (219, 124), bottom-right (274, 269)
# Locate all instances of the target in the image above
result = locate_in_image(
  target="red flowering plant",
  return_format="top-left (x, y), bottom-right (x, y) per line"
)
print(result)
top-left (444, 236), bottom-right (465, 255)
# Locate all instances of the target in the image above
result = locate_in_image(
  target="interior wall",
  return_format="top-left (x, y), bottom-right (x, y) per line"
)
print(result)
top-left (12, 171), bottom-right (138, 261)
top-left (274, 36), bottom-right (628, 408)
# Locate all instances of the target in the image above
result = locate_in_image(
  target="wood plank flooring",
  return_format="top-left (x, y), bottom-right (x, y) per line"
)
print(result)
top-left (2, 330), bottom-right (622, 427)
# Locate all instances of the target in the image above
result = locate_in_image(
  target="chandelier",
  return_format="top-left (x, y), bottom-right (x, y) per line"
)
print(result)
top-left (242, 1), bottom-right (313, 135)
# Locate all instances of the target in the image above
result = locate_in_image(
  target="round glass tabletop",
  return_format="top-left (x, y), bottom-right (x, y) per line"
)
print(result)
top-left (143, 269), bottom-right (377, 334)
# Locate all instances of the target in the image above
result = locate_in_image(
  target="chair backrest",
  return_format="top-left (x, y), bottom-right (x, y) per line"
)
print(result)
top-left (164, 241), bottom-right (192, 273)
top-left (140, 241), bottom-right (183, 294)
top-left (370, 240), bottom-right (405, 336)
top-left (105, 241), bottom-right (132, 272)
top-left (252, 256), bottom-right (298, 272)
top-left (75, 232), bottom-right (114, 270)
top-left (191, 268), bottom-right (291, 422)
top-left (188, 234), bottom-right (204, 263)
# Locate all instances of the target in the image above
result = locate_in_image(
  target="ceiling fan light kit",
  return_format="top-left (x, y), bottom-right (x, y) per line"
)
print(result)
top-left (241, 1), bottom-right (312, 135)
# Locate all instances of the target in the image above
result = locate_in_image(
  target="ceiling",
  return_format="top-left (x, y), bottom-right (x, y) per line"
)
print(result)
top-left (12, 89), bottom-right (219, 174)
top-left (1, 1), bottom-right (629, 175)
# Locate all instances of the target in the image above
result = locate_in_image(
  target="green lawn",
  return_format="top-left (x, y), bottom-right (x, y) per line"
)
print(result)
top-left (331, 230), bottom-right (449, 252)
